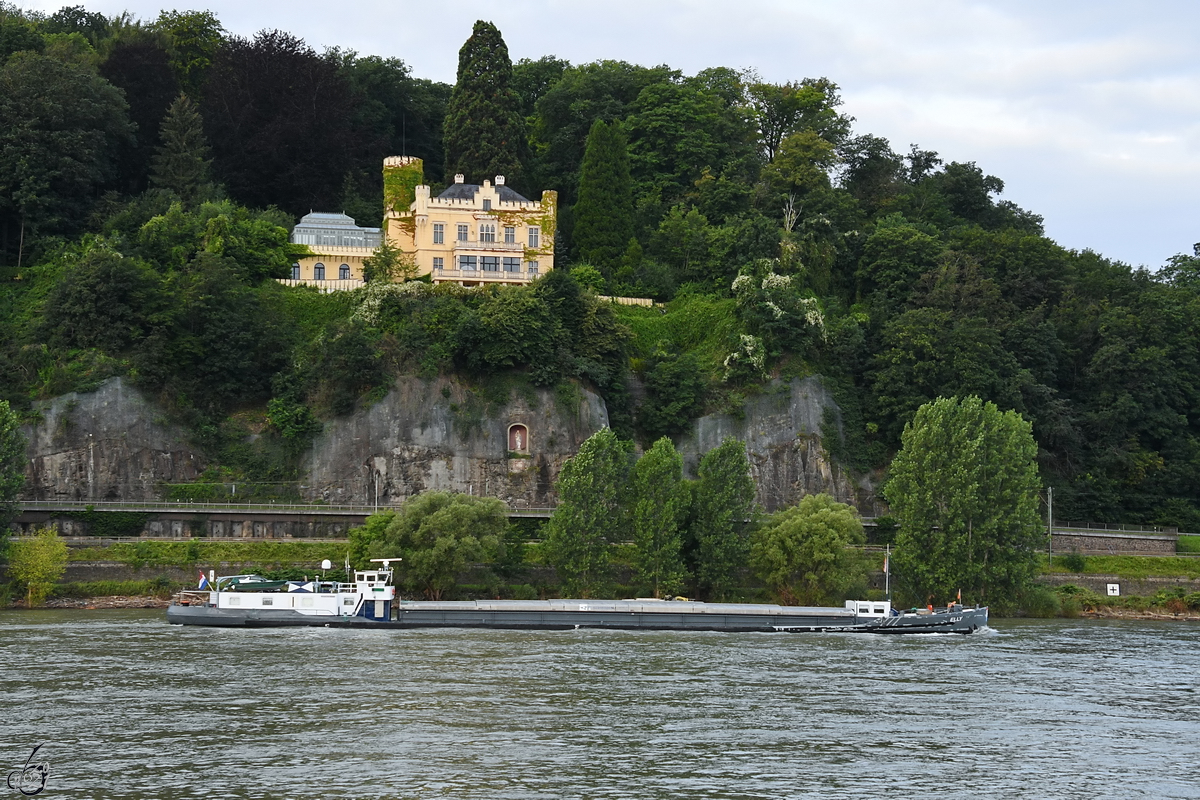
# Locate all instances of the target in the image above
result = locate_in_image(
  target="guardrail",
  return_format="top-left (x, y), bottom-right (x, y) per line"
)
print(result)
top-left (17, 500), bottom-right (557, 517)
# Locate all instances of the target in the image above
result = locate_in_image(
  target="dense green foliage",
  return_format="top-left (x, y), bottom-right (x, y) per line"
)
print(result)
top-left (8, 527), bottom-right (68, 606)
top-left (572, 119), bottom-right (634, 274)
top-left (357, 492), bottom-right (507, 599)
top-left (0, 399), bottom-right (24, 540)
top-left (1, 9), bottom-right (1197, 532)
top-left (630, 437), bottom-right (689, 597)
top-left (885, 396), bottom-right (1043, 607)
top-left (749, 493), bottom-right (868, 605)
top-left (442, 20), bottom-right (525, 188)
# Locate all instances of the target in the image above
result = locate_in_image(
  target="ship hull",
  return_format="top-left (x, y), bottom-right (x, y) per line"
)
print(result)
top-left (168, 599), bottom-right (988, 634)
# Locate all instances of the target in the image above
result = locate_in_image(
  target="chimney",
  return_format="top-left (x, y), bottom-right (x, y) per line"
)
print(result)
top-left (495, 175), bottom-right (505, 186)
top-left (454, 174), bottom-right (464, 184)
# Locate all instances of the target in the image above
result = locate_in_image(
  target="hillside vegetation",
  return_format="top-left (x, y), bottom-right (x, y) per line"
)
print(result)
top-left (1, 6), bottom-right (1198, 530)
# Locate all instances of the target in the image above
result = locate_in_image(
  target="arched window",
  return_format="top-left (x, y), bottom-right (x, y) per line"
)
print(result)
top-left (291, 263), bottom-right (300, 280)
top-left (480, 223), bottom-right (496, 243)
top-left (314, 263), bottom-right (325, 280)
top-left (339, 264), bottom-right (351, 280)
top-left (508, 424), bottom-right (529, 453)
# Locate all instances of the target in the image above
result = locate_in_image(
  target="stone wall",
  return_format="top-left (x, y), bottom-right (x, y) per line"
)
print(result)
top-left (20, 378), bottom-right (205, 501)
top-left (1052, 531), bottom-right (1176, 555)
top-left (303, 375), bottom-right (609, 507)
top-left (1038, 573), bottom-right (1200, 596)
top-left (676, 377), bottom-right (867, 513)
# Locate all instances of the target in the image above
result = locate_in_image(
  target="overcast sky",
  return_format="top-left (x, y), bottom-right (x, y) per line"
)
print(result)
top-left (24, 0), bottom-right (1200, 269)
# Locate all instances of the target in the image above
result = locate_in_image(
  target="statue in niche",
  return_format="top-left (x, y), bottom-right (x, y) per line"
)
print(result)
top-left (509, 424), bottom-right (528, 453)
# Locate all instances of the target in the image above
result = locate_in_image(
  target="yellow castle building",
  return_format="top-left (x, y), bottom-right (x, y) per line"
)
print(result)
top-left (284, 156), bottom-right (556, 290)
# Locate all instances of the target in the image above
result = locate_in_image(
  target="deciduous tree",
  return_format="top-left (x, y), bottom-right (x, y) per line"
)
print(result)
top-left (545, 427), bottom-right (633, 597)
top-left (9, 528), bottom-right (67, 607)
top-left (884, 395), bottom-right (1042, 607)
top-left (750, 493), bottom-right (867, 605)
top-left (368, 492), bottom-right (506, 600)
top-left (0, 399), bottom-right (25, 541)
top-left (631, 437), bottom-right (689, 597)
top-left (687, 437), bottom-right (756, 600)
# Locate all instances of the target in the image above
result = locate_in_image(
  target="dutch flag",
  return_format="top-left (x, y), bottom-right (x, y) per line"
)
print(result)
top-left (198, 571), bottom-right (210, 590)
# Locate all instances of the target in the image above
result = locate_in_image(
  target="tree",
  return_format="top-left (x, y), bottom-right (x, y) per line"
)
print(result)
top-left (687, 437), bottom-right (756, 600)
top-left (156, 10), bottom-right (224, 96)
top-left (884, 395), bottom-right (1043, 607)
top-left (361, 237), bottom-right (416, 283)
top-left (637, 349), bottom-right (707, 441)
top-left (544, 427), bottom-right (633, 597)
top-left (748, 78), bottom-right (852, 161)
top-left (0, 52), bottom-right (133, 264)
top-left (367, 492), bottom-right (506, 600)
top-left (0, 399), bottom-right (25, 541)
top-left (9, 528), bottom-right (68, 607)
top-left (151, 94), bottom-right (216, 207)
top-left (631, 437), bottom-right (689, 597)
top-left (443, 21), bottom-right (525, 186)
top-left (99, 39), bottom-right (180, 194)
top-left (749, 493), bottom-right (868, 605)
top-left (201, 30), bottom-right (367, 214)
top-left (572, 119), bottom-right (634, 272)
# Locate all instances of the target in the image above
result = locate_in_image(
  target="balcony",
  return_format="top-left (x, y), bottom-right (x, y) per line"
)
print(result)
top-left (432, 269), bottom-right (535, 285)
top-left (453, 240), bottom-right (526, 253)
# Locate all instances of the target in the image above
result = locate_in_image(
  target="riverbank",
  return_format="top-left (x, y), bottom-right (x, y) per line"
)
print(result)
top-left (42, 595), bottom-right (170, 609)
top-left (1079, 607), bottom-right (1200, 621)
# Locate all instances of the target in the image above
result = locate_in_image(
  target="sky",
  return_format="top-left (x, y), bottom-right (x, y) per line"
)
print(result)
top-left (24, 0), bottom-right (1200, 269)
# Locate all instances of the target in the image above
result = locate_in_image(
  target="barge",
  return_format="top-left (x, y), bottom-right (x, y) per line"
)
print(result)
top-left (167, 561), bottom-right (988, 634)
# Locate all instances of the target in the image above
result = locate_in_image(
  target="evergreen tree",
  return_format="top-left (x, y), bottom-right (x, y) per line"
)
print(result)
top-left (150, 93), bottom-right (215, 207)
top-left (443, 21), bottom-right (525, 186)
top-left (572, 119), bottom-right (633, 272)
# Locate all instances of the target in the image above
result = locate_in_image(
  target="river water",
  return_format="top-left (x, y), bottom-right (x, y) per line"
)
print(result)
top-left (1, 611), bottom-right (1198, 800)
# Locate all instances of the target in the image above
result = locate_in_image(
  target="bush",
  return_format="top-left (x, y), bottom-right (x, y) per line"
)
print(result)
top-left (1061, 551), bottom-right (1087, 573)
top-left (1018, 585), bottom-right (1061, 618)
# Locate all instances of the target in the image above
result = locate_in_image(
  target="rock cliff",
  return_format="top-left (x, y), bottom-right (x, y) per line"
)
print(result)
top-left (302, 376), bottom-right (609, 507)
top-left (18, 374), bottom-right (869, 514)
top-left (677, 376), bottom-right (873, 513)
top-left (21, 377), bottom-right (206, 500)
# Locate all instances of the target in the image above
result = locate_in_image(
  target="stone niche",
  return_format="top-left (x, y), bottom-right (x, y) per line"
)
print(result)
top-left (304, 376), bottom-right (607, 508)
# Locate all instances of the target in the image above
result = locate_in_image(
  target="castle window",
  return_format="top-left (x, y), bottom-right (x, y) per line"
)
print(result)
top-left (482, 199), bottom-right (492, 211)
top-left (482, 256), bottom-right (499, 272)
top-left (314, 263), bottom-right (325, 280)
top-left (457, 224), bottom-right (469, 242)
top-left (480, 223), bottom-right (495, 243)
top-left (528, 227), bottom-right (540, 248)
top-left (459, 255), bottom-right (477, 271)
top-left (503, 257), bottom-right (520, 272)
top-left (339, 264), bottom-right (351, 280)
top-left (433, 257), bottom-right (444, 270)
top-left (526, 261), bottom-right (539, 276)
top-left (291, 263), bottom-right (300, 280)
top-left (433, 223), bottom-right (444, 244)
top-left (504, 226), bottom-right (515, 244)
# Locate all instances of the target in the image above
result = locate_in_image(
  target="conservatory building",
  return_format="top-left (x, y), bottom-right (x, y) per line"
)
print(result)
top-left (282, 212), bottom-right (381, 290)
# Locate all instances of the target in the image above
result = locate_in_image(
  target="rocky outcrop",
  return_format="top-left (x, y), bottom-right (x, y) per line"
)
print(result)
top-left (21, 378), bottom-right (205, 501)
top-left (677, 376), bottom-right (872, 513)
top-left (302, 376), bottom-right (609, 507)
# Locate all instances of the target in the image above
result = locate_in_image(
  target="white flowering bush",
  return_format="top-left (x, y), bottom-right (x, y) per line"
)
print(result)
top-left (723, 334), bottom-right (768, 382)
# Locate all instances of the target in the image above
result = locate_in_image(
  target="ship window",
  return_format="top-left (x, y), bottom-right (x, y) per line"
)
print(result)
top-left (343, 597), bottom-right (355, 605)
top-left (301, 597), bottom-right (314, 607)
top-left (262, 597), bottom-right (273, 606)
top-left (228, 596), bottom-right (240, 606)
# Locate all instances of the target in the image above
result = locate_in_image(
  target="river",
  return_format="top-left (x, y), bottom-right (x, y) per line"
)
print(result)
top-left (1, 611), bottom-right (1198, 799)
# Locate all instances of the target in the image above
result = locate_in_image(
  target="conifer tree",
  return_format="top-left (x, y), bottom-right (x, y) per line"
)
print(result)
top-left (150, 93), bottom-right (215, 206)
top-left (443, 21), bottom-right (526, 186)
top-left (572, 119), bottom-right (634, 272)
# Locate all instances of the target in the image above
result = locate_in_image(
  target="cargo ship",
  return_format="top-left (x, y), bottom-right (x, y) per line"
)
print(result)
top-left (167, 560), bottom-right (988, 634)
